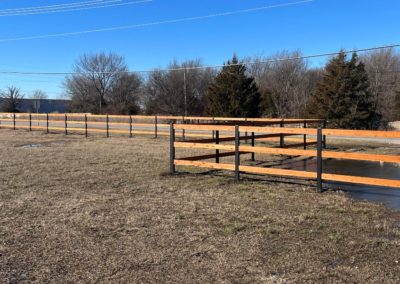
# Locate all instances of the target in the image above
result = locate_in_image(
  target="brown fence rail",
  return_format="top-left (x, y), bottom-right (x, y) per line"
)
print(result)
top-left (170, 124), bottom-right (400, 190)
top-left (0, 112), bottom-right (324, 140)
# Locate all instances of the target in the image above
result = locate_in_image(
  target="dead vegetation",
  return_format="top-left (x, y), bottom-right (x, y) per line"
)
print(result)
top-left (0, 129), bottom-right (399, 283)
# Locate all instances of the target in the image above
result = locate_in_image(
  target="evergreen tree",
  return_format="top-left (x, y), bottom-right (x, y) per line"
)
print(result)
top-left (206, 54), bottom-right (261, 117)
top-left (308, 52), bottom-right (381, 129)
top-left (395, 91), bottom-right (400, 121)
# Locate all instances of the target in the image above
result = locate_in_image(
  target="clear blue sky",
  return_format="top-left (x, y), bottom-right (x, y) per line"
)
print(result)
top-left (0, 0), bottom-right (399, 98)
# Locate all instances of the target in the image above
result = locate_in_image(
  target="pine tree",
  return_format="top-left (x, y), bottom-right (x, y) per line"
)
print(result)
top-left (308, 52), bottom-right (381, 129)
top-left (206, 55), bottom-right (261, 117)
top-left (395, 91), bottom-right (400, 121)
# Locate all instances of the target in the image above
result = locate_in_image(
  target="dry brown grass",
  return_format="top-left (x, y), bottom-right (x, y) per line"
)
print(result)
top-left (0, 129), bottom-right (400, 283)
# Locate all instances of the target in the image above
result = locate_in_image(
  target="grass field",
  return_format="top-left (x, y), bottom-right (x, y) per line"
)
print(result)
top-left (0, 129), bottom-right (399, 283)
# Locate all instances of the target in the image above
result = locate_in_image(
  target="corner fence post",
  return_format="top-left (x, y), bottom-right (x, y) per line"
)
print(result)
top-left (129, 115), bottom-right (133, 138)
top-left (85, 114), bottom-right (88, 138)
top-left (106, 114), bottom-right (109, 138)
top-left (154, 115), bottom-right (158, 138)
top-left (13, 112), bottom-right (16, 130)
top-left (251, 122), bottom-right (255, 161)
top-left (317, 127), bottom-right (323, 192)
top-left (64, 114), bottom-right (68, 135)
top-left (215, 130), bottom-right (220, 163)
top-left (170, 123), bottom-right (176, 174)
top-left (29, 113), bottom-right (32, 131)
top-left (235, 125), bottom-right (240, 182)
top-left (280, 119), bottom-right (285, 148)
top-left (303, 120), bottom-right (307, 150)
top-left (46, 113), bottom-right (49, 133)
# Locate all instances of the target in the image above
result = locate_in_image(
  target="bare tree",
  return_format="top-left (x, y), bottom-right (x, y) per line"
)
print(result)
top-left (0, 86), bottom-right (24, 112)
top-left (246, 51), bottom-right (318, 118)
top-left (144, 60), bottom-right (215, 115)
top-left (65, 52), bottom-right (128, 114)
top-left (361, 48), bottom-right (400, 123)
top-left (108, 73), bottom-right (142, 115)
top-left (31, 90), bottom-right (48, 113)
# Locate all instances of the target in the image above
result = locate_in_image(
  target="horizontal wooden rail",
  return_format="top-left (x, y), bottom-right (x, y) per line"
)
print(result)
top-left (175, 142), bottom-right (235, 151)
top-left (174, 160), bottom-right (235, 171)
top-left (240, 126), bottom-right (318, 135)
top-left (180, 151), bottom-right (251, 161)
top-left (323, 173), bottom-right (400, 188)
top-left (323, 128), bottom-right (400, 139)
top-left (174, 124), bottom-right (236, 131)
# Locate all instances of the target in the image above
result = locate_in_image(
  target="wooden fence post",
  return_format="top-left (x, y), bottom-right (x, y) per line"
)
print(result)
top-left (251, 122), bottom-right (255, 161)
top-left (303, 120), bottom-right (307, 150)
top-left (13, 112), bottom-right (16, 130)
top-left (317, 127), bottom-right (323, 192)
top-left (182, 116), bottom-right (185, 140)
top-left (29, 113), bottom-right (32, 131)
top-left (46, 113), bottom-right (49, 133)
top-left (280, 119), bottom-right (285, 148)
top-left (154, 115), bottom-right (158, 138)
top-left (170, 123), bottom-right (176, 174)
top-left (235, 125), bottom-right (240, 182)
top-left (64, 114), bottom-right (68, 135)
top-left (245, 118), bottom-right (248, 144)
top-left (106, 114), bottom-right (109, 138)
top-left (85, 114), bottom-right (88, 138)
top-left (323, 120), bottom-right (327, 149)
top-left (129, 115), bottom-right (133, 138)
top-left (215, 130), bottom-right (220, 163)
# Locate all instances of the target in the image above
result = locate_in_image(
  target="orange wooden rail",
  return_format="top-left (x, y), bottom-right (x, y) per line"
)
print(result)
top-left (170, 124), bottom-right (400, 190)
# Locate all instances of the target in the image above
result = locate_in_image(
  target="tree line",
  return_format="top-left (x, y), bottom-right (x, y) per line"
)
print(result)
top-left (1, 48), bottom-right (400, 129)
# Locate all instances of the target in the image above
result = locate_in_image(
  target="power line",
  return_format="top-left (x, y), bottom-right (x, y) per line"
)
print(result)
top-left (0, 0), bottom-right (313, 42)
top-left (0, 44), bottom-right (399, 76)
top-left (0, 0), bottom-right (119, 13)
top-left (0, 0), bottom-right (118, 12)
top-left (0, 0), bottom-right (152, 17)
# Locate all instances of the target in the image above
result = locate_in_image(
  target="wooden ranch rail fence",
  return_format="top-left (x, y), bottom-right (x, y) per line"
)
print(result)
top-left (0, 112), bottom-right (324, 141)
top-left (170, 124), bottom-right (400, 191)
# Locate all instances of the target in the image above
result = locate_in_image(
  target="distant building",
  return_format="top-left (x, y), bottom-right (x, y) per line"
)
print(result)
top-left (0, 98), bottom-right (70, 113)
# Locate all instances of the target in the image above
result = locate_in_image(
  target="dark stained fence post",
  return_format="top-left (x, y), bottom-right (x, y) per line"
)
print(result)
top-left (303, 120), bottom-right (307, 150)
top-left (215, 130), bottom-right (220, 163)
top-left (317, 127), bottom-right (323, 192)
top-left (235, 125), bottom-right (240, 182)
top-left (154, 115), bottom-right (158, 138)
top-left (323, 120), bottom-right (327, 149)
top-left (13, 112), bottom-right (16, 130)
top-left (182, 117), bottom-right (185, 140)
top-left (129, 115), bottom-right (133, 138)
top-left (251, 122), bottom-right (255, 161)
top-left (46, 113), bottom-right (49, 133)
top-left (85, 114), bottom-right (88, 138)
top-left (280, 120), bottom-right (285, 148)
top-left (170, 123), bottom-right (176, 174)
top-left (29, 113), bottom-right (32, 131)
top-left (245, 118), bottom-right (248, 144)
top-left (106, 114), bottom-right (109, 138)
top-left (64, 114), bottom-right (68, 135)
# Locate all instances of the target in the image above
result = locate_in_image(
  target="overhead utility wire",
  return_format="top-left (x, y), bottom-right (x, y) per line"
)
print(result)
top-left (0, 0), bottom-right (120, 13)
top-left (0, 0), bottom-right (313, 42)
top-left (0, 0), bottom-right (152, 17)
top-left (0, 44), bottom-right (398, 76)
